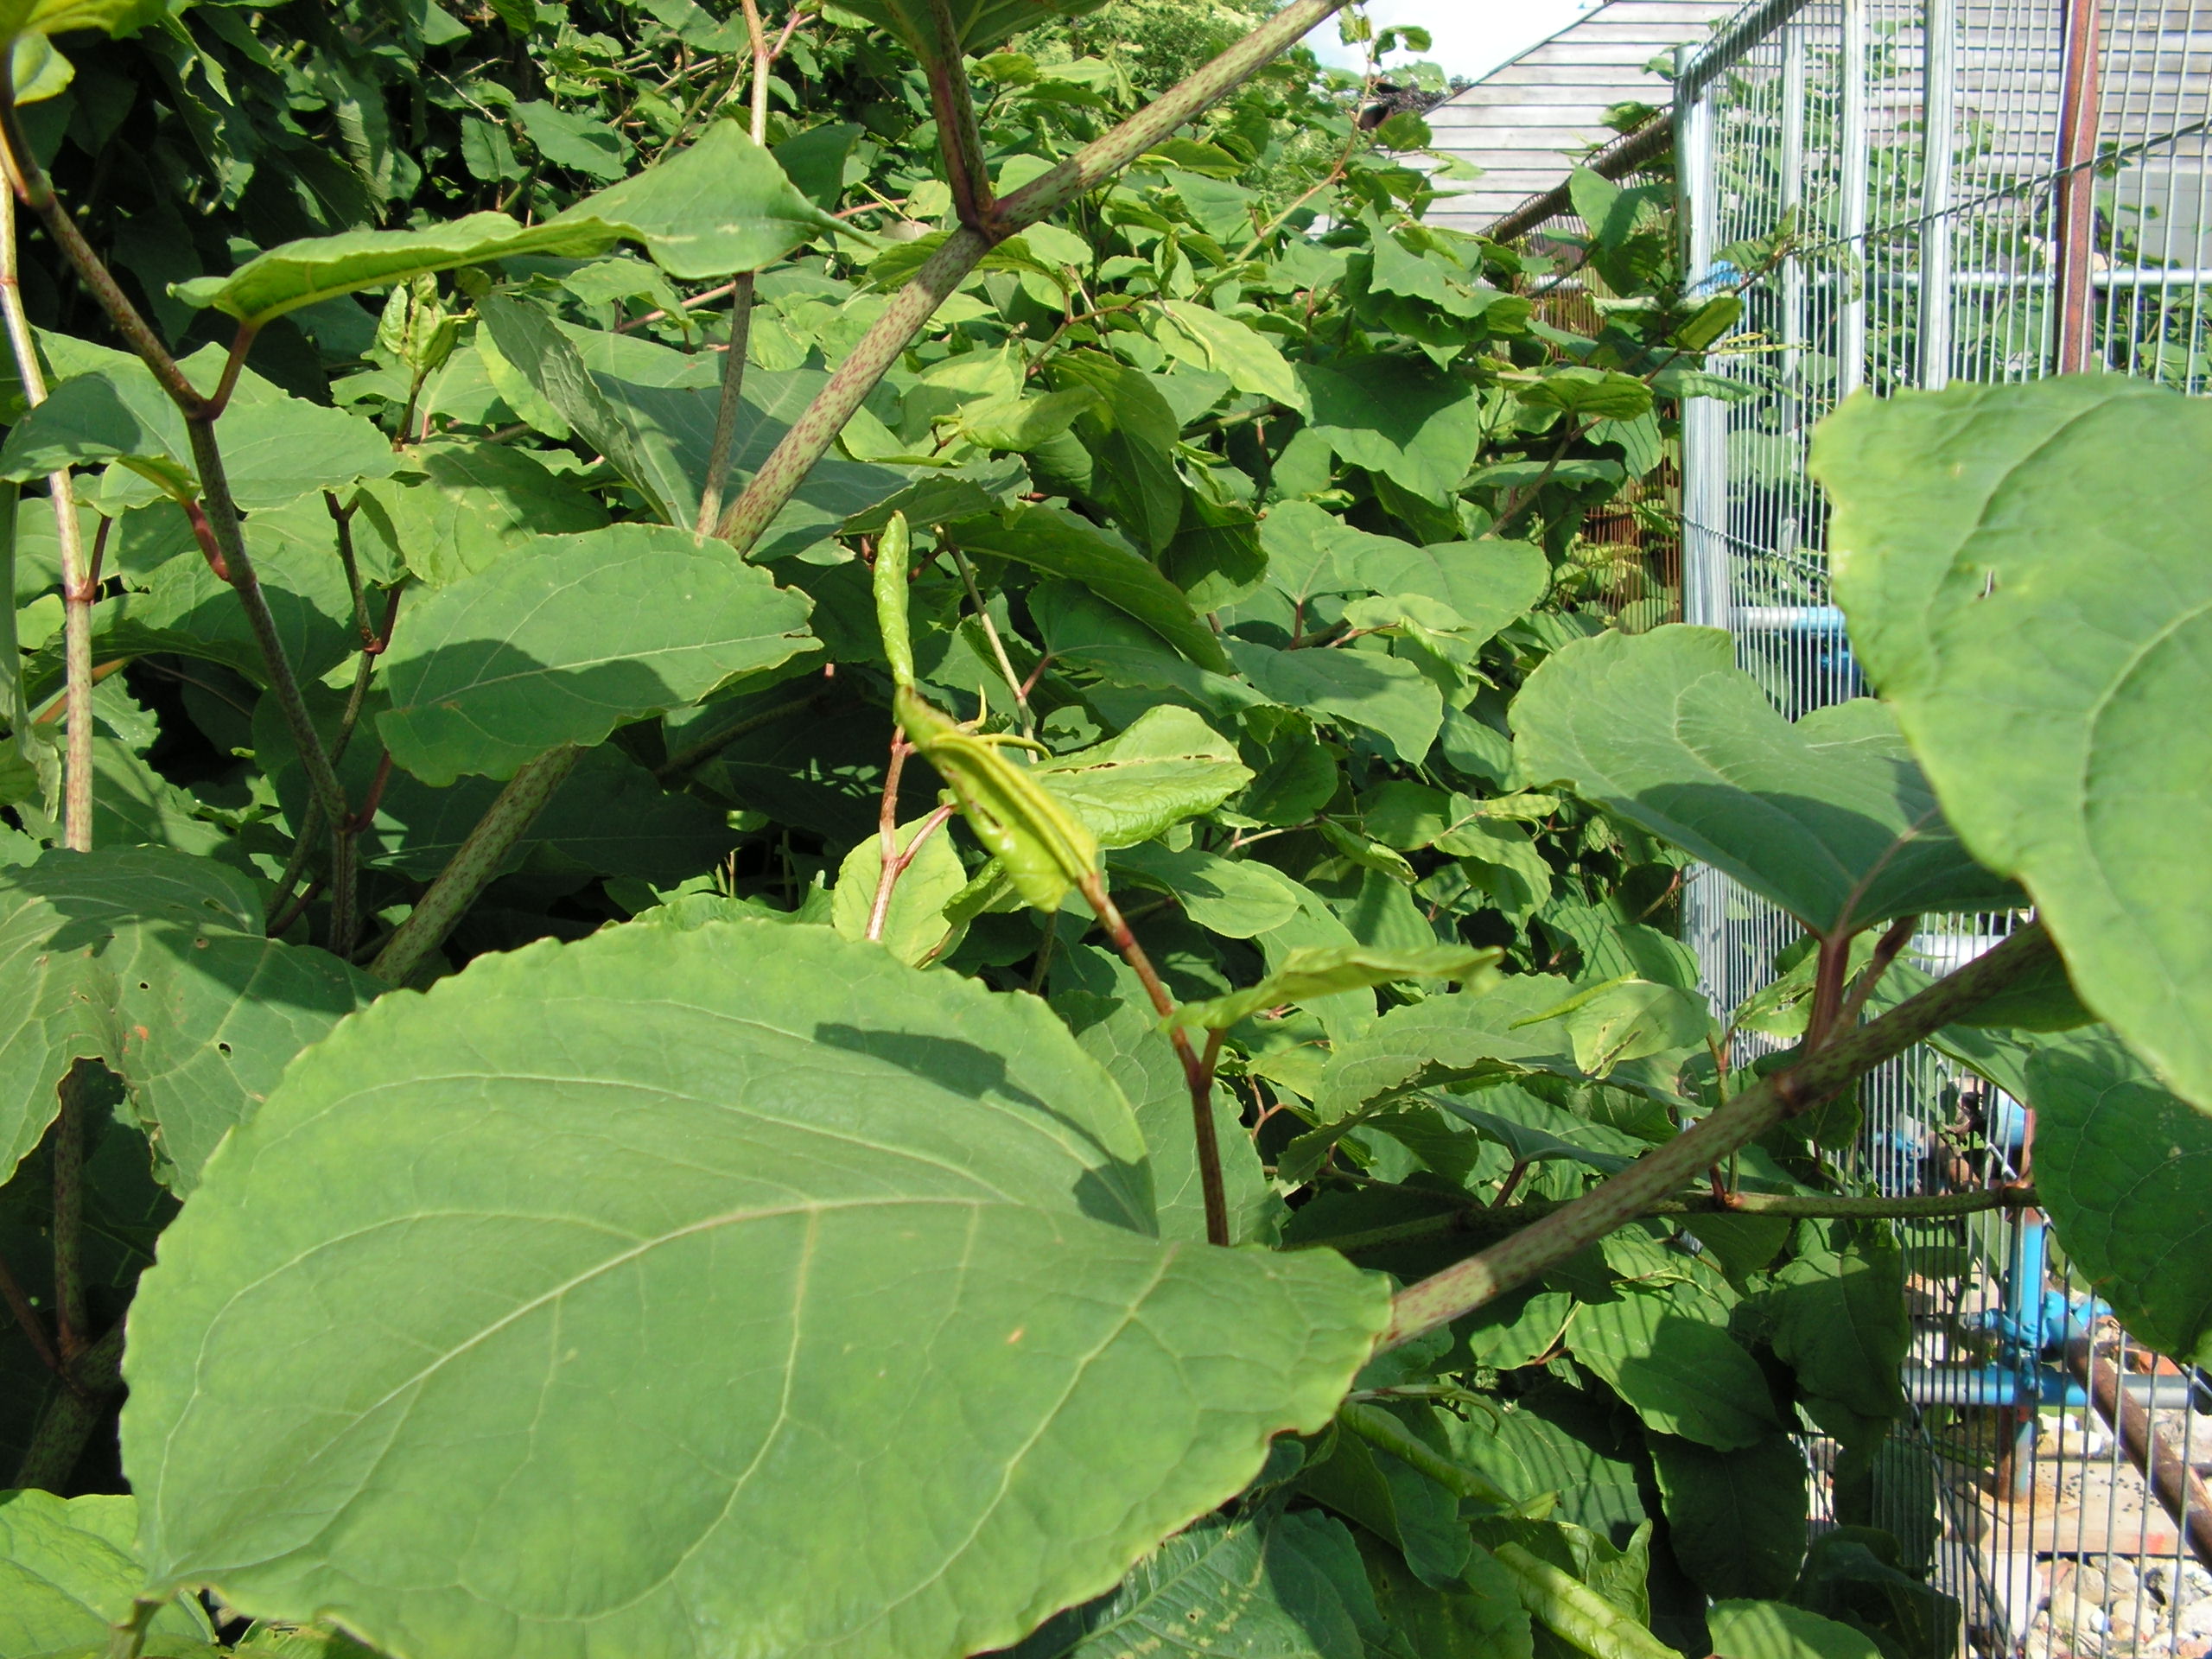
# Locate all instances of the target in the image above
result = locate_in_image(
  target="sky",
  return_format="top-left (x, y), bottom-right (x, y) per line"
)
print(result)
top-left (1305, 0), bottom-right (1602, 84)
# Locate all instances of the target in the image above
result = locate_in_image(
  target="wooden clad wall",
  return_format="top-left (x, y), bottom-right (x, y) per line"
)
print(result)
top-left (1425, 0), bottom-right (1741, 232)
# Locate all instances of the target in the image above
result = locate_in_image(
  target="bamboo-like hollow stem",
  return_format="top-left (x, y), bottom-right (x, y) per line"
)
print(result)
top-left (1077, 872), bottom-right (1231, 1247)
top-left (50, 1062), bottom-right (92, 1362)
top-left (865, 734), bottom-right (910, 942)
top-left (1294, 1180), bottom-right (2043, 1258)
top-left (1379, 924), bottom-right (2059, 1350)
top-left (0, 190), bottom-right (92, 850)
top-left (694, 272), bottom-right (755, 536)
top-left (711, 0), bottom-right (1351, 555)
top-left (13, 1318), bottom-right (121, 1491)
top-left (370, 744), bottom-right (584, 984)
top-left (924, 0), bottom-right (996, 233)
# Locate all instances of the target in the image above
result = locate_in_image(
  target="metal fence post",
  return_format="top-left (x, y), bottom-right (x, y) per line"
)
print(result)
top-left (1920, 0), bottom-right (1958, 387)
top-left (1839, 0), bottom-right (1871, 397)
top-left (1677, 46), bottom-right (1727, 634)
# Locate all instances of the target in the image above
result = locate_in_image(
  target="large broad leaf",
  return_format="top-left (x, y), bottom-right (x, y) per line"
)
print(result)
top-left (0, 848), bottom-right (379, 1192)
top-left (0, 362), bottom-right (396, 511)
top-left (1813, 378), bottom-right (2212, 1104)
top-left (1513, 626), bottom-right (2018, 938)
top-left (122, 923), bottom-right (1389, 1659)
top-left (358, 441), bottom-right (607, 587)
top-left (1296, 358), bottom-right (1488, 504)
top-left (1006, 1507), bottom-right (1380, 1659)
top-left (1157, 302), bottom-right (1306, 415)
top-left (177, 127), bottom-right (842, 323)
top-left (0, 1491), bottom-right (212, 1657)
top-left (1034, 706), bottom-right (1253, 847)
top-left (1055, 991), bottom-right (1279, 1246)
top-left (1295, 1408), bottom-right (1471, 1587)
top-left (1648, 1434), bottom-right (1808, 1602)
top-left (2024, 1029), bottom-right (2212, 1362)
top-left (952, 507), bottom-right (1230, 673)
top-left (1227, 641), bottom-right (1442, 765)
top-left (1343, 537), bottom-right (1550, 647)
top-left (1707, 1601), bottom-right (1885, 1659)
top-left (376, 524), bottom-right (817, 785)
top-left (1567, 1286), bottom-right (1781, 1451)
top-left (833, 0), bottom-right (1108, 62)
top-left (1758, 1220), bottom-right (1909, 1430)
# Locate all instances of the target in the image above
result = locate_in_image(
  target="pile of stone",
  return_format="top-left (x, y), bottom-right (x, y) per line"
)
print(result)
top-left (2027, 1556), bottom-right (2212, 1658)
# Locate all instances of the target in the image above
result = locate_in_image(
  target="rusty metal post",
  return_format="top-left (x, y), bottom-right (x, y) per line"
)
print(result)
top-left (2068, 1335), bottom-right (2212, 1569)
top-left (2052, 0), bottom-right (2104, 372)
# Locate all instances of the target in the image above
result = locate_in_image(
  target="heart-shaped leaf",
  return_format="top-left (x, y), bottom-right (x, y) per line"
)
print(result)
top-left (0, 1491), bottom-right (211, 1656)
top-left (1813, 377), bottom-right (2212, 1103)
top-left (376, 524), bottom-right (817, 785)
top-left (121, 922), bottom-right (1389, 1659)
top-left (1512, 626), bottom-right (2018, 938)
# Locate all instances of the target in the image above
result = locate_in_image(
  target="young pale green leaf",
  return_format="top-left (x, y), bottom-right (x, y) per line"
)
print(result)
top-left (950, 506), bottom-right (1230, 673)
top-left (1168, 944), bottom-right (1500, 1033)
top-left (178, 127), bottom-right (842, 325)
top-left (0, 0), bottom-right (159, 43)
top-left (873, 511), bottom-right (915, 690)
top-left (0, 1491), bottom-right (212, 1656)
top-left (2024, 1029), bottom-right (2212, 1362)
top-left (1034, 706), bottom-right (1254, 848)
top-left (830, 815), bottom-right (964, 964)
top-left (1813, 378), bottom-right (2212, 1105)
top-left (1513, 626), bottom-right (2018, 938)
top-left (121, 922), bottom-right (1389, 1659)
top-left (1706, 1600), bottom-right (1886, 1659)
top-left (896, 686), bottom-right (1102, 911)
top-left (376, 524), bottom-right (817, 785)
top-left (1492, 1543), bottom-right (1678, 1659)
top-left (0, 849), bottom-right (378, 1192)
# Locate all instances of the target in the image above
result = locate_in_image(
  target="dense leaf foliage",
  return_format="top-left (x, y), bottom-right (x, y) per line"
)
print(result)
top-left (0, 4), bottom-right (2203, 1659)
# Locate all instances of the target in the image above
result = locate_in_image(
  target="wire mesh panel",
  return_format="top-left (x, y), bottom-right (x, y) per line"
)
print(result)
top-left (1675, 2), bottom-right (2212, 1653)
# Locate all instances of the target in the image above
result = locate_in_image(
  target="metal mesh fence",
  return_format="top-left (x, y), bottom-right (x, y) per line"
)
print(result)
top-left (1675, 2), bottom-right (2212, 1653)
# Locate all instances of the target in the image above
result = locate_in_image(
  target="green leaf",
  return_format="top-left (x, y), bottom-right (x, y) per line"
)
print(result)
top-left (1045, 359), bottom-right (1185, 556)
top-left (959, 388), bottom-right (1100, 454)
top-left (1227, 641), bottom-right (1443, 765)
top-left (0, 364), bottom-right (397, 511)
top-left (1648, 1434), bottom-right (1808, 1601)
top-left (1515, 368), bottom-right (1652, 423)
top-left (1158, 302), bottom-right (1307, 414)
top-left (1512, 626), bottom-right (2018, 938)
top-left (1054, 991), bottom-right (1279, 1246)
top-left (1706, 1601), bottom-right (1885, 1659)
top-left (0, 848), bottom-right (378, 1192)
top-left (1007, 1507), bottom-right (1378, 1659)
top-left (1296, 1407), bottom-right (1472, 1586)
top-left (1343, 538), bottom-right (1550, 647)
top-left (2024, 1029), bottom-right (2212, 1361)
top-left (831, 0), bottom-right (1109, 57)
top-left (0, 0), bottom-right (159, 44)
top-left (376, 524), bottom-right (817, 785)
top-left (544, 120), bottom-right (849, 280)
top-left (1761, 1219), bottom-right (1910, 1427)
top-left (1813, 378), bottom-right (2212, 1104)
top-left (1035, 707), bottom-right (1254, 848)
top-left (1568, 1286), bottom-right (1781, 1450)
top-left (1363, 1535), bottom-right (1535, 1659)
top-left (1107, 845), bottom-right (1301, 938)
top-left (898, 686), bottom-right (1102, 911)
top-left (358, 441), bottom-right (607, 587)
top-left (1491, 1541), bottom-right (1677, 1659)
top-left (0, 1491), bottom-right (210, 1657)
top-left (1297, 358), bottom-right (1487, 504)
top-left (952, 507), bottom-right (1229, 673)
top-left (830, 815), bottom-right (965, 964)
top-left (1169, 945), bottom-right (1499, 1033)
top-left (121, 922), bottom-right (1389, 1659)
